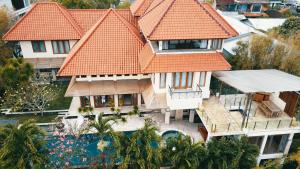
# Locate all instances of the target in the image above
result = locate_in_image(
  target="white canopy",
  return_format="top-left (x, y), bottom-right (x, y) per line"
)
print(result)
top-left (213, 69), bottom-right (300, 93)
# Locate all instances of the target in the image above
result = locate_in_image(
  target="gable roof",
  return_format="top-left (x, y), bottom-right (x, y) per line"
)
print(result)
top-left (139, 44), bottom-right (231, 73)
top-left (3, 2), bottom-right (83, 40)
top-left (58, 9), bottom-right (144, 76)
top-left (130, 0), bottom-right (154, 17)
top-left (138, 0), bottom-right (238, 40)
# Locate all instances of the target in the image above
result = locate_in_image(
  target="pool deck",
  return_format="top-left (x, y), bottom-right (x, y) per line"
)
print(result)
top-left (64, 111), bottom-right (204, 143)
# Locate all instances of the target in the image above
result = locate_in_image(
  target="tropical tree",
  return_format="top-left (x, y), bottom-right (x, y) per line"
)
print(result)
top-left (0, 120), bottom-right (47, 169)
top-left (117, 1), bottom-right (131, 9)
top-left (89, 113), bottom-right (123, 168)
top-left (206, 137), bottom-right (259, 169)
top-left (119, 118), bottom-right (162, 169)
top-left (162, 134), bottom-right (207, 169)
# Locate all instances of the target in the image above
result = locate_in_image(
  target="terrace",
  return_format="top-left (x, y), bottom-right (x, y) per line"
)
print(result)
top-left (197, 70), bottom-right (300, 136)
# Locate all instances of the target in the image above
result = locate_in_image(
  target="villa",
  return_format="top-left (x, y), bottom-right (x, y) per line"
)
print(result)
top-left (3, 0), bottom-right (300, 165)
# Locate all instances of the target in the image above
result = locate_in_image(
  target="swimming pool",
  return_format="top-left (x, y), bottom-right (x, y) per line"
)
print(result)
top-left (162, 130), bottom-right (182, 140)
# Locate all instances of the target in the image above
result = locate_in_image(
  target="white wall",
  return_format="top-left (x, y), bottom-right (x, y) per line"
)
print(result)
top-left (20, 40), bottom-right (77, 59)
top-left (151, 71), bottom-right (211, 98)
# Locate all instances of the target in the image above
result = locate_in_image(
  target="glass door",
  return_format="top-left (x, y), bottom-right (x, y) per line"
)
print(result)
top-left (173, 72), bottom-right (193, 89)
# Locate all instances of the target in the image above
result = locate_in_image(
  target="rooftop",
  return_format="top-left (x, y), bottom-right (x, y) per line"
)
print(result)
top-left (138, 0), bottom-right (238, 40)
top-left (139, 44), bottom-right (231, 73)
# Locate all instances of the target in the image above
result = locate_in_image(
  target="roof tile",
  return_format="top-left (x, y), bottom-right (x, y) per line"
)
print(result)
top-left (139, 43), bottom-right (231, 73)
top-left (58, 9), bottom-right (144, 76)
top-left (3, 2), bottom-right (83, 40)
top-left (138, 0), bottom-right (238, 40)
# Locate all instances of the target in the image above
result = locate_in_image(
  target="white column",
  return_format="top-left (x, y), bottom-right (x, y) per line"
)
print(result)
top-left (138, 93), bottom-right (142, 106)
top-left (114, 94), bottom-right (119, 108)
top-left (51, 69), bottom-right (57, 81)
top-left (90, 96), bottom-right (95, 108)
top-left (165, 111), bottom-right (170, 124)
top-left (189, 110), bottom-right (195, 123)
top-left (260, 135), bottom-right (268, 155)
top-left (175, 110), bottom-right (183, 120)
top-left (284, 133), bottom-right (295, 155)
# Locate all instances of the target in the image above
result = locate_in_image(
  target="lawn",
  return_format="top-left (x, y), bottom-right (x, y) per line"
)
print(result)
top-left (47, 81), bottom-right (72, 110)
top-left (0, 113), bottom-right (58, 124)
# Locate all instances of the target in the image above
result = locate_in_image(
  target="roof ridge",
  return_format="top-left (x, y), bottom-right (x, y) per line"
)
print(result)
top-left (132, 0), bottom-right (147, 15)
top-left (142, 0), bottom-right (164, 16)
top-left (58, 9), bottom-right (113, 75)
top-left (140, 43), bottom-right (156, 72)
top-left (204, 3), bottom-right (238, 36)
top-left (197, 2), bottom-right (237, 36)
top-left (111, 9), bottom-right (144, 45)
top-left (54, 3), bottom-right (84, 37)
top-left (3, 4), bottom-right (38, 40)
top-left (147, 0), bottom-right (176, 39)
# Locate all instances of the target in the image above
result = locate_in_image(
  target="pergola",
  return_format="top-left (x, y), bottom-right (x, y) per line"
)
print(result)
top-left (213, 69), bottom-right (300, 128)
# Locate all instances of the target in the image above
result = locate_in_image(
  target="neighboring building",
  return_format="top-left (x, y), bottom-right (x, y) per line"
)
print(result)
top-left (3, 0), bottom-right (300, 165)
top-left (0, 0), bottom-right (31, 16)
top-left (219, 0), bottom-right (282, 17)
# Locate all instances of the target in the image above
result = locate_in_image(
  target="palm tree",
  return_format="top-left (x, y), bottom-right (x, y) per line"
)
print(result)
top-left (0, 119), bottom-right (47, 169)
top-left (289, 148), bottom-right (300, 169)
top-left (119, 118), bottom-right (162, 169)
top-left (89, 113), bottom-right (122, 168)
top-left (163, 134), bottom-right (207, 169)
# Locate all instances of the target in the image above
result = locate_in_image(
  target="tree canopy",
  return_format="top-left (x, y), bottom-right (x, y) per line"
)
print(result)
top-left (53, 0), bottom-right (121, 9)
top-left (229, 35), bottom-right (300, 76)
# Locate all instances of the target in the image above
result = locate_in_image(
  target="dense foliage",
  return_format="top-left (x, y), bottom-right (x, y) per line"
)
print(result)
top-left (119, 118), bottom-right (162, 169)
top-left (278, 17), bottom-right (300, 37)
top-left (53, 0), bottom-right (121, 9)
top-left (229, 35), bottom-right (300, 76)
top-left (0, 120), bottom-right (47, 169)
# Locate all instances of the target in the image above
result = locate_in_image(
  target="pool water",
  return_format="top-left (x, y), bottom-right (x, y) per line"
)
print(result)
top-left (162, 130), bottom-right (181, 140)
top-left (45, 133), bottom-right (130, 168)
top-left (45, 131), bottom-right (158, 168)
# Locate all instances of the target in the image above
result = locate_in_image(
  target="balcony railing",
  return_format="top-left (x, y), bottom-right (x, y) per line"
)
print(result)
top-left (168, 84), bottom-right (202, 99)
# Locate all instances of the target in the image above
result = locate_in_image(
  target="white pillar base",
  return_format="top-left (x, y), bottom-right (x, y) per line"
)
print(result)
top-left (165, 111), bottom-right (170, 124)
top-left (114, 94), bottom-right (119, 108)
top-left (175, 110), bottom-right (183, 120)
top-left (189, 110), bottom-right (195, 123)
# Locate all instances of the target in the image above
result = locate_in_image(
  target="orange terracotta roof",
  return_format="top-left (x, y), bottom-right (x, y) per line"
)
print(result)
top-left (58, 9), bottom-right (144, 76)
top-left (130, 0), bottom-right (154, 17)
top-left (69, 9), bottom-right (138, 33)
top-left (138, 0), bottom-right (238, 40)
top-left (139, 44), bottom-right (231, 73)
top-left (3, 2), bottom-right (83, 41)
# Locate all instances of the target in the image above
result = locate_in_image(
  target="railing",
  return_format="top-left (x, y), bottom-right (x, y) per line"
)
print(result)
top-left (197, 109), bottom-right (241, 133)
top-left (168, 84), bottom-right (202, 99)
top-left (246, 118), bottom-right (296, 131)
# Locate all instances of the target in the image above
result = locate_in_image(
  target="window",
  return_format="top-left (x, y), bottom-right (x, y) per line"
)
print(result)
top-left (80, 96), bottom-right (90, 107)
top-left (118, 94), bottom-right (138, 106)
top-left (32, 41), bottom-right (46, 52)
top-left (211, 39), bottom-right (223, 50)
top-left (160, 73), bottom-right (166, 89)
top-left (199, 72), bottom-right (206, 87)
top-left (52, 40), bottom-right (70, 54)
top-left (162, 40), bottom-right (208, 50)
top-left (173, 72), bottom-right (193, 89)
top-left (94, 95), bottom-right (114, 108)
top-left (252, 4), bottom-right (261, 13)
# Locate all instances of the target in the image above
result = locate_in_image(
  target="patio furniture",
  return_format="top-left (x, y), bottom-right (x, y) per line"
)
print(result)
top-left (258, 101), bottom-right (282, 118)
top-left (253, 92), bottom-right (270, 102)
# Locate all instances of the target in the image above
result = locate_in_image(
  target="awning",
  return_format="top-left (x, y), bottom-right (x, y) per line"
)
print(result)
top-left (65, 79), bottom-right (149, 97)
top-left (213, 69), bottom-right (300, 93)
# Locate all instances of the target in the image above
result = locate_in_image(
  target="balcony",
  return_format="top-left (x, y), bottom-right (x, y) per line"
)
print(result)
top-left (166, 85), bottom-right (203, 110)
top-left (196, 95), bottom-right (300, 136)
